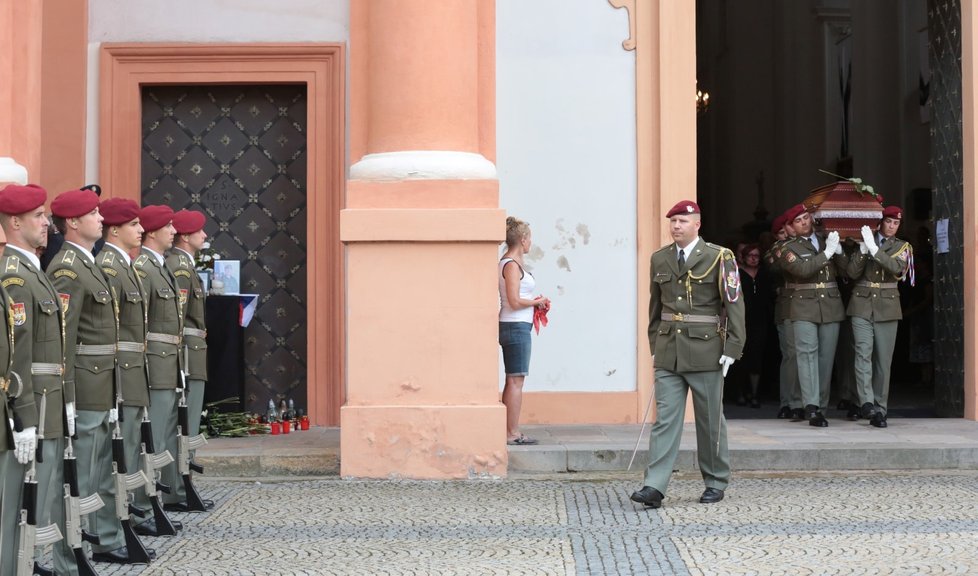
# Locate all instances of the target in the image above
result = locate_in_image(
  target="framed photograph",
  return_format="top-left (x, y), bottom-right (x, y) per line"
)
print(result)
top-left (213, 260), bottom-right (241, 295)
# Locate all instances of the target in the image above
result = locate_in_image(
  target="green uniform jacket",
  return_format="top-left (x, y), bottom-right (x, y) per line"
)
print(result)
top-left (98, 245), bottom-right (150, 407)
top-left (1, 247), bottom-right (68, 437)
top-left (0, 284), bottom-right (15, 450)
top-left (845, 236), bottom-right (912, 322)
top-left (48, 244), bottom-right (119, 412)
top-left (778, 235), bottom-right (848, 324)
top-left (765, 239), bottom-right (792, 324)
top-left (166, 249), bottom-right (207, 381)
top-left (648, 240), bottom-right (746, 372)
top-left (134, 249), bottom-right (183, 391)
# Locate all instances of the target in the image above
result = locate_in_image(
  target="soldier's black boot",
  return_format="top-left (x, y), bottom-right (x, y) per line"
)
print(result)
top-left (869, 412), bottom-right (888, 428)
top-left (860, 402), bottom-right (876, 419)
top-left (807, 404), bottom-right (828, 427)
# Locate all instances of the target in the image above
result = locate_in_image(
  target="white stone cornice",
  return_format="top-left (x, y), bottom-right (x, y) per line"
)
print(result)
top-left (350, 151), bottom-right (498, 181)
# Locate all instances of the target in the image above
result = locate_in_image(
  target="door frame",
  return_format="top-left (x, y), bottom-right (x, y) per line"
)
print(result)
top-left (99, 43), bottom-right (346, 425)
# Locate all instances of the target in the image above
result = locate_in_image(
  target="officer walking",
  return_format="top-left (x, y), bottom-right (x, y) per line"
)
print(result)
top-left (631, 200), bottom-right (745, 509)
top-left (133, 206), bottom-right (184, 517)
top-left (0, 184), bottom-right (75, 574)
top-left (847, 206), bottom-right (914, 428)
top-left (778, 204), bottom-right (848, 427)
top-left (165, 209), bottom-right (213, 511)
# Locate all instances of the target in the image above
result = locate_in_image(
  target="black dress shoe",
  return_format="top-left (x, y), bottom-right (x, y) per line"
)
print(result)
top-left (860, 402), bottom-right (876, 419)
top-left (777, 405), bottom-right (792, 419)
top-left (630, 486), bottom-right (664, 508)
top-left (135, 521), bottom-right (161, 537)
top-left (846, 406), bottom-right (860, 421)
top-left (164, 499), bottom-right (214, 512)
top-left (699, 487), bottom-right (724, 503)
top-left (870, 412), bottom-right (888, 428)
top-left (93, 547), bottom-right (134, 564)
top-left (808, 406), bottom-right (829, 427)
top-left (790, 408), bottom-right (806, 421)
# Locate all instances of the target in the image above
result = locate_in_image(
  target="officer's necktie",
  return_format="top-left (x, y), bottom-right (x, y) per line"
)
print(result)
top-left (808, 235), bottom-right (819, 251)
top-left (678, 249), bottom-right (685, 269)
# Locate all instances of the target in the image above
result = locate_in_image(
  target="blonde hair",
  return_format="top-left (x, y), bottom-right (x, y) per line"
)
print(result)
top-left (505, 216), bottom-right (531, 248)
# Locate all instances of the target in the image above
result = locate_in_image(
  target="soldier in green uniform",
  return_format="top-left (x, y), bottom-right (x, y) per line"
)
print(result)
top-left (48, 188), bottom-right (150, 567)
top-left (133, 206), bottom-right (184, 515)
top-left (778, 203), bottom-right (848, 427)
top-left (0, 185), bottom-right (30, 576)
top-left (165, 209), bottom-right (213, 510)
top-left (631, 200), bottom-right (745, 509)
top-left (847, 206), bottom-right (913, 428)
top-left (766, 210), bottom-right (802, 420)
top-left (0, 184), bottom-right (74, 574)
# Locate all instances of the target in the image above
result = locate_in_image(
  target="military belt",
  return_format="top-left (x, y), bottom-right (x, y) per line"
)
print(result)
top-left (785, 281), bottom-right (838, 290)
top-left (117, 341), bottom-right (145, 353)
top-left (660, 313), bottom-right (720, 324)
top-left (31, 362), bottom-right (63, 376)
top-left (855, 280), bottom-right (898, 289)
top-left (183, 327), bottom-right (207, 338)
top-left (76, 343), bottom-right (117, 356)
top-left (147, 332), bottom-right (181, 345)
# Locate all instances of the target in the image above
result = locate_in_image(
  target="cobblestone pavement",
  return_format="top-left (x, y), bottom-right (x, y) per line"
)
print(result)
top-left (74, 471), bottom-right (978, 575)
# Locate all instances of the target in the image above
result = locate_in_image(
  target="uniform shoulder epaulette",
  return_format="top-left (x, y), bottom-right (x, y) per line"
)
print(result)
top-left (60, 250), bottom-right (76, 266)
top-left (704, 242), bottom-right (730, 255)
top-left (100, 251), bottom-right (116, 266)
top-left (4, 255), bottom-right (19, 273)
top-left (653, 244), bottom-right (675, 256)
top-left (178, 254), bottom-right (191, 269)
top-left (102, 267), bottom-right (118, 277)
top-left (133, 254), bottom-right (149, 267)
top-left (52, 269), bottom-right (78, 280)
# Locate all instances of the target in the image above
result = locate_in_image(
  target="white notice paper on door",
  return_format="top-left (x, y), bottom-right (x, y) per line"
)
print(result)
top-left (936, 218), bottom-right (949, 254)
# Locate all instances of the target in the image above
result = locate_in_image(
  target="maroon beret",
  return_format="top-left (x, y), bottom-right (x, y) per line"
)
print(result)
top-left (99, 198), bottom-right (140, 226)
top-left (882, 205), bottom-right (903, 220)
top-left (784, 204), bottom-right (808, 223)
top-left (51, 189), bottom-right (100, 219)
top-left (171, 209), bottom-right (206, 234)
top-left (665, 200), bottom-right (701, 218)
top-left (771, 212), bottom-right (787, 235)
top-left (139, 205), bottom-right (174, 232)
top-left (0, 183), bottom-right (47, 215)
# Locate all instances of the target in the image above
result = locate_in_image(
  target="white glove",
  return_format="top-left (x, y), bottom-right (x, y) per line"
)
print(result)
top-left (12, 423), bottom-right (37, 465)
top-left (860, 225), bottom-right (878, 256)
top-left (66, 402), bottom-right (76, 437)
top-left (823, 231), bottom-right (840, 258)
top-left (834, 243), bottom-right (843, 255)
top-left (858, 242), bottom-right (869, 255)
top-left (719, 355), bottom-right (735, 377)
top-left (108, 408), bottom-right (118, 424)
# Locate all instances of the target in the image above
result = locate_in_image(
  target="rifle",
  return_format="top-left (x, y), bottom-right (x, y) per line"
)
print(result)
top-left (112, 426), bottom-right (153, 563)
top-left (176, 347), bottom-right (209, 511)
top-left (139, 406), bottom-right (180, 535)
top-left (63, 435), bottom-right (104, 576)
top-left (16, 393), bottom-right (63, 576)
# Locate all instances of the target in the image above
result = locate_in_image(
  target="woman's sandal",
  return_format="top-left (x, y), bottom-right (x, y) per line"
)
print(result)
top-left (507, 434), bottom-right (538, 446)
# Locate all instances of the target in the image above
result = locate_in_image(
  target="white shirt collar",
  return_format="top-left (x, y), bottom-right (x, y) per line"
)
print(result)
top-left (65, 241), bottom-right (95, 264)
top-left (678, 236), bottom-right (700, 257)
top-left (143, 246), bottom-right (165, 265)
top-left (7, 244), bottom-right (41, 270)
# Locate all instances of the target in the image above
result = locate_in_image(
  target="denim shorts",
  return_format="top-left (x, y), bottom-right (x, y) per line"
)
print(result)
top-left (499, 321), bottom-right (532, 376)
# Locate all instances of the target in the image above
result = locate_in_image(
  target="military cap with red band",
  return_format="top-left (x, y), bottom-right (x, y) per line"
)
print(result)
top-left (51, 188), bottom-right (100, 219)
top-left (665, 200), bottom-right (701, 218)
top-left (0, 183), bottom-right (47, 215)
top-left (171, 209), bottom-right (206, 234)
top-left (783, 203), bottom-right (808, 223)
top-left (882, 205), bottom-right (903, 220)
top-left (139, 205), bottom-right (174, 232)
top-left (99, 198), bottom-right (140, 226)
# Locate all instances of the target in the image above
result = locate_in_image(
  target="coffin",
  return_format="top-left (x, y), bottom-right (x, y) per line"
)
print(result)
top-left (804, 181), bottom-right (883, 239)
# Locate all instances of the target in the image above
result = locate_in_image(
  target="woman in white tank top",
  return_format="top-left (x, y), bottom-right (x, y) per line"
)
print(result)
top-left (499, 216), bottom-right (550, 445)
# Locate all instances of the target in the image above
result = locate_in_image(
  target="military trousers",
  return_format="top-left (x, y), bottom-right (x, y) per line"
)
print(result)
top-left (792, 320), bottom-right (840, 410)
top-left (175, 378), bottom-right (207, 503)
top-left (149, 389), bottom-right (181, 506)
top-left (777, 320), bottom-right (801, 409)
top-left (73, 409), bottom-right (123, 555)
top-left (834, 318), bottom-right (859, 406)
top-left (851, 316), bottom-right (898, 415)
top-left (37, 436), bottom-right (76, 573)
top-left (643, 368), bottom-right (729, 495)
top-left (122, 405), bottom-right (152, 520)
top-left (0, 450), bottom-right (25, 576)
